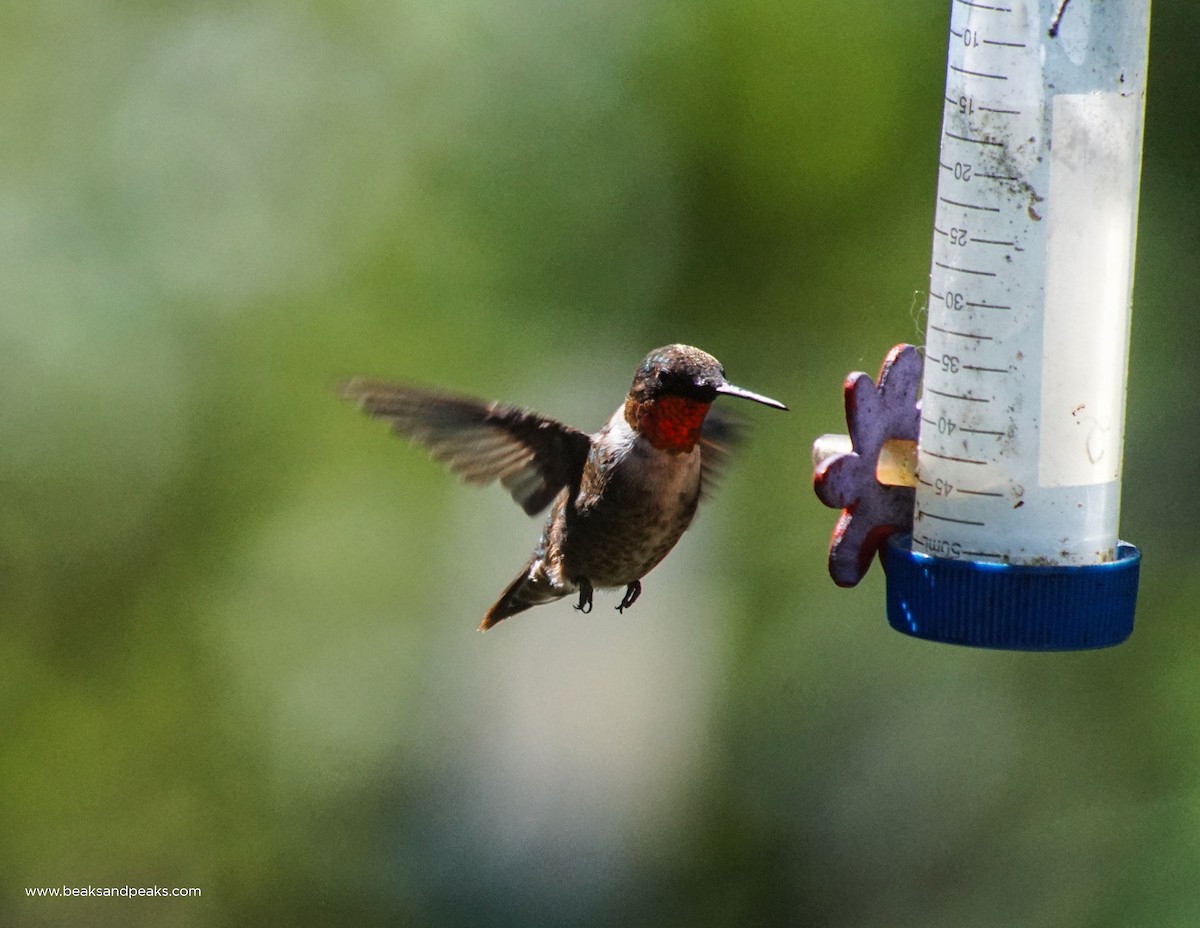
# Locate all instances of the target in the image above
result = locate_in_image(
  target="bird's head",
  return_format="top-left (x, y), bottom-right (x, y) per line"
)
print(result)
top-left (624, 344), bottom-right (787, 452)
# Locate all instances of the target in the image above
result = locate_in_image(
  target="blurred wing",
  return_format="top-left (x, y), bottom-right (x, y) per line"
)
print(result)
top-left (698, 406), bottom-right (748, 501)
top-left (340, 378), bottom-right (592, 516)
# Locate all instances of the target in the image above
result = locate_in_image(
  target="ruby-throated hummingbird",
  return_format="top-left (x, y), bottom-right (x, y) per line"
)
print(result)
top-left (341, 344), bottom-right (787, 630)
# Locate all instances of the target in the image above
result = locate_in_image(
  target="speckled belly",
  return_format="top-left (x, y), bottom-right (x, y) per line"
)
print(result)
top-left (559, 447), bottom-right (702, 588)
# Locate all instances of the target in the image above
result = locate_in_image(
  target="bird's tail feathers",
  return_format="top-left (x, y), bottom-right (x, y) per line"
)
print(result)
top-left (479, 563), bottom-right (567, 631)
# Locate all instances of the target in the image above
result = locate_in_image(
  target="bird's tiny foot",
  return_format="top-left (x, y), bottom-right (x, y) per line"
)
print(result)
top-left (616, 580), bottom-right (642, 613)
top-left (574, 579), bottom-right (594, 614)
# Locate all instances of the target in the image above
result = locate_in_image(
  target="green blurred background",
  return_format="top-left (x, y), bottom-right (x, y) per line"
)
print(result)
top-left (3, 1), bottom-right (1198, 925)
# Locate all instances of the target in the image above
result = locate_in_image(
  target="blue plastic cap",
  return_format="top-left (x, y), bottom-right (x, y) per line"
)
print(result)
top-left (883, 534), bottom-right (1141, 651)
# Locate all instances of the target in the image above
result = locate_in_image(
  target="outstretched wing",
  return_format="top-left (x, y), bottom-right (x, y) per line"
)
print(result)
top-left (340, 378), bottom-right (592, 516)
top-left (698, 406), bottom-right (748, 501)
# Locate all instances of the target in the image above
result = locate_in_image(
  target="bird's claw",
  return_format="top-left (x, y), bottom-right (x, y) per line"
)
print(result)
top-left (616, 581), bottom-right (641, 613)
top-left (574, 579), bottom-right (594, 614)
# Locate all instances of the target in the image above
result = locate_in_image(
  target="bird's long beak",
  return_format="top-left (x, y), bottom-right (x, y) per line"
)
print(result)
top-left (716, 381), bottom-right (788, 410)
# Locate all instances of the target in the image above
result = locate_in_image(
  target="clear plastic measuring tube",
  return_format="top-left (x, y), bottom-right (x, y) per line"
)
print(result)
top-left (915, 0), bottom-right (1151, 566)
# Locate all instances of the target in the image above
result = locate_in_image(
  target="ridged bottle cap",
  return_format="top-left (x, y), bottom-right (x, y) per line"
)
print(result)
top-left (883, 534), bottom-right (1141, 651)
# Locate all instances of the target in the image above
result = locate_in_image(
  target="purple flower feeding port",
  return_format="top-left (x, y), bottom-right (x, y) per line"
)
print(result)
top-left (812, 344), bottom-right (922, 587)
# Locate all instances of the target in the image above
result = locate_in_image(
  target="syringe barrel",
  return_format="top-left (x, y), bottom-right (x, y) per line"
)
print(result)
top-left (915, 0), bottom-right (1151, 566)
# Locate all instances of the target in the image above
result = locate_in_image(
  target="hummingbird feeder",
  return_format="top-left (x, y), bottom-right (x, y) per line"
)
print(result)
top-left (812, 0), bottom-right (1148, 650)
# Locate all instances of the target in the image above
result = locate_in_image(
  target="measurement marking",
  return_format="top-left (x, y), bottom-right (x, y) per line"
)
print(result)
top-left (966, 300), bottom-right (1011, 310)
top-left (930, 290), bottom-right (944, 302)
top-left (951, 64), bottom-right (1008, 81)
top-left (958, 488), bottom-right (1004, 497)
top-left (934, 225), bottom-right (948, 236)
top-left (913, 534), bottom-right (985, 557)
top-left (955, 0), bottom-right (1013, 11)
top-left (982, 38), bottom-right (1026, 48)
top-left (926, 388), bottom-right (989, 404)
top-left (918, 478), bottom-right (935, 488)
top-left (971, 236), bottom-right (1016, 246)
top-left (913, 533), bottom-right (938, 552)
top-left (923, 449), bottom-right (988, 465)
top-left (920, 509), bottom-right (987, 526)
top-left (961, 427), bottom-right (1005, 436)
top-left (911, 534), bottom-right (1002, 559)
top-left (939, 160), bottom-right (954, 171)
top-left (935, 260), bottom-right (996, 278)
top-left (963, 364), bottom-right (1010, 374)
top-left (930, 324), bottom-right (993, 341)
top-left (939, 196), bottom-right (1001, 212)
top-left (979, 105), bottom-right (1021, 115)
top-left (944, 131), bottom-right (1004, 148)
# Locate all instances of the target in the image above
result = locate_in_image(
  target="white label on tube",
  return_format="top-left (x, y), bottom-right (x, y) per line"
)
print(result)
top-left (1040, 92), bottom-right (1138, 488)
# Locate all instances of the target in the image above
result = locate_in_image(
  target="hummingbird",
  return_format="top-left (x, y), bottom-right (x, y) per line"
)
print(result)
top-left (340, 344), bottom-right (787, 631)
